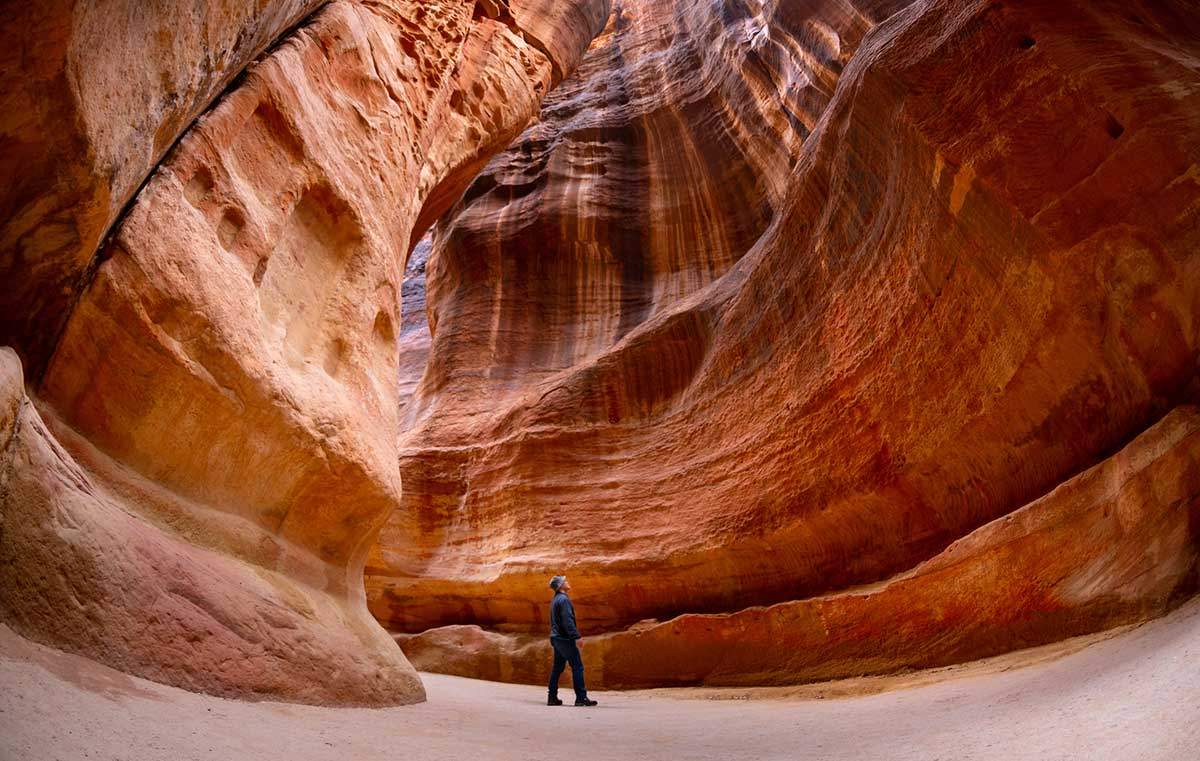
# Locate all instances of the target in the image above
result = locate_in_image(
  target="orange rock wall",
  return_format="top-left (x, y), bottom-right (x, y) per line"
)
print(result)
top-left (0, 0), bottom-right (326, 376)
top-left (399, 404), bottom-right (1200, 688)
top-left (369, 0), bottom-right (918, 632)
top-left (1, 0), bottom-right (608, 705)
top-left (369, 0), bottom-right (1200, 681)
top-left (3, 0), bottom-right (1198, 701)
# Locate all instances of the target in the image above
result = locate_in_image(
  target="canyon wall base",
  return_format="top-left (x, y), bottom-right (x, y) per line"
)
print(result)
top-left (0, 349), bottom-right (423, 705)
top-left (399, 406), bottom-right (1200, 689)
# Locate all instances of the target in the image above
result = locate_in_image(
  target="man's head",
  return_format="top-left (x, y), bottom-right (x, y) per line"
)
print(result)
top-left (549, 575), bottom-right (570, 593)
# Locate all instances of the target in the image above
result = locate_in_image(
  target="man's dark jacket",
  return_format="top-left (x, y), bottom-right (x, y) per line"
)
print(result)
top-left (549, 591), bottom-right (581, 639)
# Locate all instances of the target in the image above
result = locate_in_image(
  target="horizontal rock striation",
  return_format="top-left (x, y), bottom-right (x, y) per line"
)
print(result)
top-left (369, 0), bottom-right (920, 634)
top-left (398, 404), bottom-right (1200, 688)
top-left (4, 0), bottom-right (1198, 701)
top-left (369, 0), bottom-right (1200, 679)
top-left (1, 0), bottom-right (608, 705)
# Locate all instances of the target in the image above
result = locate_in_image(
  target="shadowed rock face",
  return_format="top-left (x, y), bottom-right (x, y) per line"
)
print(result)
top-left (368, 0), bottom-right (1200, 685)
top-left (0, 0), bottom-right (609, 705)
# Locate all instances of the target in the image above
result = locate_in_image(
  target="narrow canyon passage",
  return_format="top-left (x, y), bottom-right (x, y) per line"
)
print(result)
top-left (3, 598), bottom-right (1198, 761)
top-left (2, 0), bottom-right (1200, 755)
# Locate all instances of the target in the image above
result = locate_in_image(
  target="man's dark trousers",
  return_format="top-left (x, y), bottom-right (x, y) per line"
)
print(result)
top-left (548, 636), bottom-right (587, 702)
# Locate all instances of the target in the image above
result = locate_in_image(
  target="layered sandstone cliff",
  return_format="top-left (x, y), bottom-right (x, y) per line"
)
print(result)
top-left (2, 0), bottom-right (1198, 702)
top-left (0, 0), bottom-right (608, 705)
top-left (399, 404), bottom-right (1200, 687)
top-left (369, 0), bottom-right (1200, 685)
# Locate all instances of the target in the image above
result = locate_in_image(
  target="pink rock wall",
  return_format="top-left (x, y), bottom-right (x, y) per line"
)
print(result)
top-left (1, 0), bottom-right (609, 705)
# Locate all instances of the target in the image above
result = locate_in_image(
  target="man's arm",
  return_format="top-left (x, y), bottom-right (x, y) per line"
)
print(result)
top-left (564, 598), bottom-right (582, 639)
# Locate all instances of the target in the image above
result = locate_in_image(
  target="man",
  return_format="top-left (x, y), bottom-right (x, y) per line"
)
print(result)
top-left (547, 575), bottom-right (598, 707)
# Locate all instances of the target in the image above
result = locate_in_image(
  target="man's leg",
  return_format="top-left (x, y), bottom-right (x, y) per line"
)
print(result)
top-left (563, 639), bottom-right (588, 703)
top-left (548, 639), bottom-right (567, 702)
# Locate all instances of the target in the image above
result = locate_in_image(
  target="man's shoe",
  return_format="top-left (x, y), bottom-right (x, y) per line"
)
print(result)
top-left (547, 697), bottom-right (563, 706)
top-left (575, 698), bottom-right (598, 707)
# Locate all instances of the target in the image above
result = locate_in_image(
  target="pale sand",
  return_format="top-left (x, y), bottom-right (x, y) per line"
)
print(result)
top-left (2, 598), bottom-right (1197, 761)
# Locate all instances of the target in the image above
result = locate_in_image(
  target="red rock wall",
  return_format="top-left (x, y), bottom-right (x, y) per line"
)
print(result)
top-left (369, 0), bottom-right (917, 632)
top-left (0, 0), bottom-right (608, 705)
top-left (399, 404), bottom-right (1200, 688)
top-left (3, 0), bottom-right (1198, 701)
top-left (370, 0), bottom-right (1200, 681)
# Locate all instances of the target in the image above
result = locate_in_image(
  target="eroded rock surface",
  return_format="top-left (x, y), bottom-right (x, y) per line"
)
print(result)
top-left (369, 0), bottom-right (1200, 680)
top-left (0, 0), bottom-right (326, 376)
top-left (3, 0), bottom-right (1198, 702)
top-left (370, 0), bottom-right (917, 633)
top-left (1, 0), bottom-right (608, 705)
top-left (1, 348), bottom-right (425, 704)
top-left (398, 404), bottom-right (1200, 687)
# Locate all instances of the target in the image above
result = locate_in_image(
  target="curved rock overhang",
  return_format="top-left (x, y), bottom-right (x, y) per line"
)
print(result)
top-left (0, 0), bottom-right (610, 706)
top-left (366, 0), bottom-right (1200, 688)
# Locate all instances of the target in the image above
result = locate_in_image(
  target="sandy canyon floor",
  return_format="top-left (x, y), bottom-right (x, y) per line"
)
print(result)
top-left (2, 599), bottom-right (1198, 761)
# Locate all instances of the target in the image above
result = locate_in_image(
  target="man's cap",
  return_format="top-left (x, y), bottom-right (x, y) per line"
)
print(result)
top-left (549, 575), bottom-right (566, 591)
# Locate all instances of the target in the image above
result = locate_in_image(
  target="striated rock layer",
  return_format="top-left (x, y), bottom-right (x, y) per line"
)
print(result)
top-left (398, 405), bottom-right (1200, 688)
top-left (1, 0), bottom-right (608, 705)
top-left (369, 0), bottom-right (1200, 682)
top-left (3, 0), bottom-right (1199, 701)
top-left (369, 0), bottom-right (917, 633)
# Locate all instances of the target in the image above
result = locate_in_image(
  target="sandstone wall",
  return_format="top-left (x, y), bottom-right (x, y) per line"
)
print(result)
top-left (399, 404), bottom-right (1200, 687)
top-left (370, 0), bottom-right (918, 632)
top-left (1, 0), bottom-right (609, 705)
top-left (3, 0), bottom-right (1198, 700)
top-left (370, 0), bottom-right (1200, 681)
top-left (0, 0), bottom-right (326, 377)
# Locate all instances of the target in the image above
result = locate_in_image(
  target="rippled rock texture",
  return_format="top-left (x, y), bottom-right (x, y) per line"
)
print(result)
top-left (3, 0), bottom-right (1199, 701)
top-left (0, 0), bottom-right (608, 705)
top-left (399, 404), bottom-right (1200, 687)
top-left (369, 0), bottom-right (1200, 684)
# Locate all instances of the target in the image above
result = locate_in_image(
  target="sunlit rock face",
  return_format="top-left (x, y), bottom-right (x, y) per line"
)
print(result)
top-left (0, 0), bottom-right (608, 706)
top-left (368, 0), bottom-right (1200, 685)
top-left (0, 0), bottom-right (326, 377)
